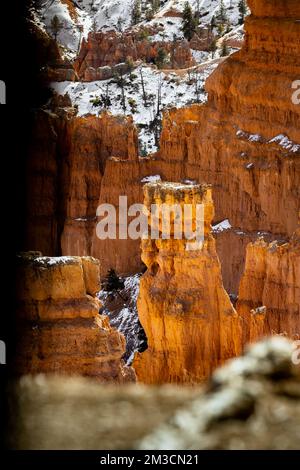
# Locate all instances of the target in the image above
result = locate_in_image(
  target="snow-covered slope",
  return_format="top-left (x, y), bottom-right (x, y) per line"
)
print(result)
top-left (99, 273), bottom-right (145, 364)
top-left (33, 0), bottom-right (246, 58)
top-left (52, 61), bottom-right (219, 153)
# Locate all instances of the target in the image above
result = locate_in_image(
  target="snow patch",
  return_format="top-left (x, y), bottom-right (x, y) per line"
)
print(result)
top-left (141, 175), bottom-right (161, 183)
top-left (212, 219), bottom-right (232, 233)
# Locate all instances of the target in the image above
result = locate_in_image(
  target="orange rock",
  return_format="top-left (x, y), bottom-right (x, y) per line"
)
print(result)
top-left (75, 31), bottom-right (194, 80)
top-left (237, 229), bottom-right (300, 343)
top-left (133, 182), bottom-right (242, 384)
top-left (15, 253), bottom-right (135, 383)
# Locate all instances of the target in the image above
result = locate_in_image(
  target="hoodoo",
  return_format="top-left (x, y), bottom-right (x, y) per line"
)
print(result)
top-left (134, 182), bottom-right (242, 384)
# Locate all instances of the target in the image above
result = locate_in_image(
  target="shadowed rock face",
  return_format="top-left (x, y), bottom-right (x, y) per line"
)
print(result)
top-left (14, 252), bottom-right (135, 383)
top-left (133, 182), bottom-right (242, 384)
top-left (7, 338), bottom-right (300, 450)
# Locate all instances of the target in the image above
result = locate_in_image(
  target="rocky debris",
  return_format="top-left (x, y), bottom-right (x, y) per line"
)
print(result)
top-left (7, 338), bottom-right (300, 450)
top-left (138, 337), bottom-right (300, 450)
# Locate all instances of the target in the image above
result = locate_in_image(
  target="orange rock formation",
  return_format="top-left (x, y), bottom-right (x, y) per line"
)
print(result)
top-left (15, 252), bottom-right (135, 383)
top-left (75, 31), bottom-right (195, 80)
top-left (133, 182), bottom-right (242, 384)
top-left (25, 0), bottom-right (300, 293)
top-left (25, 108), bottom-right (138, 264)
top-left (237, 229), bottom-right (300, 343)
top-left (157, 0), bottom-right (300, 290)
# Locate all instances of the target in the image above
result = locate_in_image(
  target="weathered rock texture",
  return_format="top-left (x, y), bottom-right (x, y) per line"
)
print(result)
top-left (24, 0), bottom-right (300, 295)
top-left (156, 0), bottom-right (300, 290)
top-left (8, 338), bottom-right (300, 450)
top-left (15, 252), bottom-right (135, 383)
top-left (237, 229), bottom-right (300, 343)
top-left (75, 30), bottom-right (195, 80)
top-left (25, 108), bottom-right (138, 264)
top-left (133, 182), bottom-right (242, 384)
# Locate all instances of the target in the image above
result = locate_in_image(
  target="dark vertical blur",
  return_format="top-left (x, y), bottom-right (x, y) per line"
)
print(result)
top-left (0, 0), bottom-right (47, 449)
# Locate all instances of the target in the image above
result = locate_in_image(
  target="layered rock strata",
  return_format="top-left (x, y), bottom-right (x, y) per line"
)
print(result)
top-left (133, 182), bottom-right (242, 384)
top-left (237, 229), bottom-right (300, 343)
top-left (25, 108), bottom-right (138, 264)
top-left (15, 252), bottom-right (135, 383)
top-left (24, 0), bottom-right (300, 295)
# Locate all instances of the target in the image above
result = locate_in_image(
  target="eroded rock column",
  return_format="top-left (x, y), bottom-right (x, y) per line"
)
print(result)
top-left (134, 182), bottom-right (242, 384)
top-left (237, 229), bottom-right (300, 343)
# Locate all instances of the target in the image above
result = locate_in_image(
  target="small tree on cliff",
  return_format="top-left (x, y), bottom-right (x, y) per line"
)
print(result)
top-left (210, 15), bottom-right (217, 32)
top-left (50, 15), bottom-right (63, 41)
top-left (209, 37), bottom-right (217, 58)
top-left (238, 0), bottom-right (247, 24)
top-left (131, 0), bottom-right (142, 25)
top-left (155, 47), bottom-right (168, 69)
top-left (103, 269), bottom-right (126, 301)
top-left (181, 2), bottom-right (197, 41)
top-left (151, 0), bottom-right (160, 14)
top-left (217, 0), bottom-right (228, 23)
top-left (221, 40), bottom-right (229, 56)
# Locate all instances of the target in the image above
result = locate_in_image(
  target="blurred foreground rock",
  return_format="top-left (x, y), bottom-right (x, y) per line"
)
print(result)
top-left (8, 337), bottom-right (300, 450)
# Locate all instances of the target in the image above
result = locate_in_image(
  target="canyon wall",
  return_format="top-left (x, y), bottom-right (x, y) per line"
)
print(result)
top-left (15, 252), bottom-right (135, 383)
top-left (133, 182), bottom-right (242, 384)
top-left (75, 31), bottom-right (194, 81)
top-left (25, 105), bottom-right (138, 265)
top-left (25, 0), bottom-right (300, 295)
top-left (237, 229), bottom-right (300, 343)
top-left (156, 0), bottom-right (300, 290)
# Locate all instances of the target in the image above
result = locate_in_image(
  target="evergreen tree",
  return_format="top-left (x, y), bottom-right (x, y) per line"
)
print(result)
top-left (181, 2), bottom-right (197, 41)
top-left (131, 0), bottom-right (141, 25)
top-left (221, 41), bottom-right (229, 56)
top-left (209, 37), bottom-right (217, 58)
top-left (217, 0), bottom-right (227, 23)
top-left (103, 269), bottom-right (126, 300)
top-left (155, 47), bottom-right (167, 69)
top-left (238, 0), bottom-right (247, 24)
top-left (50, 15), bottom-right (63, 41)
top-left (151, 0), bottom-right (160, 13)
top-left (210, 15), bottom-right (217, 31)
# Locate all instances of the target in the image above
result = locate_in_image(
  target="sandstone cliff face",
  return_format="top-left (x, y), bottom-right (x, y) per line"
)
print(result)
top-left (25, 0), bottom-right (300, 295)
top-left (25, 108), bottom-right (138, 264)
top-left (237, 229), bottom-right (300, 343)
top-left (157, 0), bottom-right (300, 291)
top-left (133, 182), bottom-right (242, 384)
top-left (15, 253), bottom-right (135, 383)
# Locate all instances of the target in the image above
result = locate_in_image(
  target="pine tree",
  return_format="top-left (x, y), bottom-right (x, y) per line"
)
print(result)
top-left (221, 41), bottom-right (229, 56)
top-left (151, 0), bottom-right (160, 13)
top-left (210, 15), bottom-right (217, 31)
top-left (209, 38), bottom-right (217, 58)
top-left (103, 269), bottom-right (126, 300)
top-left (218, 0), bottom-right (227, 23)
top-left (155, 47), bottom-right (167, 69)
top-left (50, 15), bottom-right (63, 41)
top-left (131, 0), bottom-right (141, 25)
top-left (238, 0), bottom-right (247, 24)
top-left (181, 2), bottom-right (197, 41)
